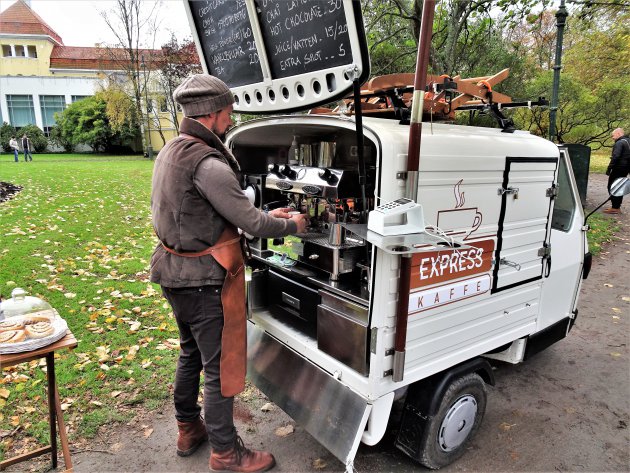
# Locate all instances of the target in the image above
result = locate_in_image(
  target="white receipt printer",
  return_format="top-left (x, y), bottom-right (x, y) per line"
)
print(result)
top-left (368, 198), bottom-right (425, 236)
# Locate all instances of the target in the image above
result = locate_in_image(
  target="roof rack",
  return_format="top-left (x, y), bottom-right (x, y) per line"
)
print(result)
top-left (310, 68), bottom-right (548, 132)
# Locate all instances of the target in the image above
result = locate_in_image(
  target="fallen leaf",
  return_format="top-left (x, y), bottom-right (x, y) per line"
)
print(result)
top-left (499, 422), bottom-right (516, 431)
top-left (275, 424), bottom-right (294, 437)
top-left (111, 391), bottom-right (123, 398)
top-left (622, 296), bottom-right (630, 302)
top-left (10, 416), bottom-right (20, 426)
top-left (610, 352), bottom-right (621, 358)
top-left (312, 458), bottom-right (327, 469)
top-left (604, 283), bottom-right (614, 288)
top-left (611, 308), bottom-right (621, 313)
top-left (90, 400), bottom-right (103, 406)
top-left (64, 292), bottom-right (77, 298)
top-left (261, 403), bottom-right (274, 412)
top-left (0, 388), bottom-right (10, 399)
top-left (144, 428), bottom-right (154, 438)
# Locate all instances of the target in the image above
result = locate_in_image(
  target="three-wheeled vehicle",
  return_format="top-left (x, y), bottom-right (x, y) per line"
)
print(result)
top-left (184, 1), bottom-right (601, 469)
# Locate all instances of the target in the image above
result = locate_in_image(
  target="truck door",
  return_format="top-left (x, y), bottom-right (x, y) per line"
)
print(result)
top-left (492, 157), bottom-right (558, 293)
top-left (538, 150), bottom-right (585, 330)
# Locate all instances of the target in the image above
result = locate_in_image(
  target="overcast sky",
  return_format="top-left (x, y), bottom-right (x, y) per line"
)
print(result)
top-left (1, 0), bottom-right (193, 48)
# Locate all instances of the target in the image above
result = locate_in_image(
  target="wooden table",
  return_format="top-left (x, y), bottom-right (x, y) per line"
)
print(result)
top-left (0, 331), bottom-right (77, 472)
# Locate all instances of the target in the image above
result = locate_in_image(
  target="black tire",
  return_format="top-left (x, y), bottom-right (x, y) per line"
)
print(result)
top-left (418, 373), bottom-right (487, 469)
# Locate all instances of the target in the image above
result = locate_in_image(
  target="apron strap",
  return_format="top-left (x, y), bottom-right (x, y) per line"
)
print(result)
top-left (162, 236), bottom-right (242, 258)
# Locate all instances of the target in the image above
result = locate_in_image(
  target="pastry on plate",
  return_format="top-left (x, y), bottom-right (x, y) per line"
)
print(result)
top-left (0, 319), bottom-right (25, 332)
top-left (25, 321), bottom-right (55, 339)
top-left (0, 330), bottom-right (26, 343)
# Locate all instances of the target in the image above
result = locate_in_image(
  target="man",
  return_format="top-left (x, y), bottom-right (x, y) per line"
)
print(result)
top-left (150, 74), bottom-right (306, 472)
top-left (604, 127), bottom-right (630, 214)
top-left (9, 136), bottom-right (18, 162)
top-left (21, 134), bottom-right (33, 162)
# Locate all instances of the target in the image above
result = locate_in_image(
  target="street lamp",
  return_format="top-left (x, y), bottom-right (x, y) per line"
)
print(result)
top-left (549, 0), bottom-right (568, 143)
top-left (141, 55), bottom-right (154, 160)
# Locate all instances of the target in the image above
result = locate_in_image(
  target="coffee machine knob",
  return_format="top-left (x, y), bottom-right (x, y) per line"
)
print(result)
top-left (267, 163), bottom-right (282, 177)
top-left (318, 168), bottom-right (338, 184)
top-left (281, 164), bottom-right (297, 180)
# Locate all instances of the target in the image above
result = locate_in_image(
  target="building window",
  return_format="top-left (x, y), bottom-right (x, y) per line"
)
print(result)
top-left (7, 95), bottom-right (36, 127)
top-left (2, 45), bottom-right (11, 57)
top-left (40, 95), bottom-right (66, 137)
top-left (159, 96), bottom-right (169, 113)
top-left (14, 45), bottom-right (25, 57)
top-left (27, 45), bottom-right (37, 58)
top-left (71, 95), bottom-right (91, 102)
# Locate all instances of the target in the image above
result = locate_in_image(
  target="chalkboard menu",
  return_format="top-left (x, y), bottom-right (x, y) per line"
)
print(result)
top-left (188, 0), bottom-right (263, 88)
top-left (254, 0), bottom-right (352, 79)
top-left (185, 0), bottom-right (369, 113)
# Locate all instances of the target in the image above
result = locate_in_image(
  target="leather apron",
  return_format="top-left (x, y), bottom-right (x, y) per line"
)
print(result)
top-left (162, 226), bottom-right (247, 397)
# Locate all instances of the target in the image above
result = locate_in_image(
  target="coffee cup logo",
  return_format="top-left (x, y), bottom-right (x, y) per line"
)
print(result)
top-left (436, 179), bottom-right (483, 239)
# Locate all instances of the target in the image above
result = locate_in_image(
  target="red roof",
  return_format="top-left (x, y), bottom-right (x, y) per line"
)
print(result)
top-left (0, 0), bottom-right (63, 44)
top-left (50, 45), bottom-right (162, 71)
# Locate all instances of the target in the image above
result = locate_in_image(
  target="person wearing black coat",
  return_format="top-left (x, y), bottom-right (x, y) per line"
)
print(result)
top-left (605, 127), bottom-right (630, 214)
top-left (21, 134), bottom-right (33, 162)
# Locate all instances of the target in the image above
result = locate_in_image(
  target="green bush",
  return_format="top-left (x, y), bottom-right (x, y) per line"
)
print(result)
top-left (0, 122), bottom-right (17, 152)
top-left (18, 124), bottom-right (48, 152)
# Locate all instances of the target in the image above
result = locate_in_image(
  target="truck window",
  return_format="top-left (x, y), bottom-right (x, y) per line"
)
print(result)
top-left (551, 155), bottom-right (577, 232)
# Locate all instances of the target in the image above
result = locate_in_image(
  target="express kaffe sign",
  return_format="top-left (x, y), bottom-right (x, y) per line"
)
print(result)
top-left (407, 239), bottom-right (495, 314)
top-left (410, 239), bottom-right (495, 290)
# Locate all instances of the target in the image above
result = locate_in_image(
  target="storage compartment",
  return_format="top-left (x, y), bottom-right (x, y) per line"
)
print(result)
top-left (268, 270), bottom-right (320, 335)
top-left (317, 291), bottom-right (369, 375)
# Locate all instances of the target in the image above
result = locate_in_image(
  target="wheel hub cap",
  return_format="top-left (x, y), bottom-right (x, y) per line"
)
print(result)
top-left (438, 395), bottom-right (478, 452)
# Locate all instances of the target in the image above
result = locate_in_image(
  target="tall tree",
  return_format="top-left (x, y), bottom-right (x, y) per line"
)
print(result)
top-left (156, 34), bottom-right (202, 133)
top-left (100, 0), bottom-right (161, 155)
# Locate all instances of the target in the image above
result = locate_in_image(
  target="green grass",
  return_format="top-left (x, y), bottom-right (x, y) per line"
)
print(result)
top-left (590, 150), bottom-right (610, 174)
top-left (0, 152), bottom-right (175, 460)
top-left (587, 213), bottom-right (621, 256)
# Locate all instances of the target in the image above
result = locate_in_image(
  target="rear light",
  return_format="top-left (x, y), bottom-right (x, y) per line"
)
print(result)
top-left (582, 252), bottom-right (593, 279)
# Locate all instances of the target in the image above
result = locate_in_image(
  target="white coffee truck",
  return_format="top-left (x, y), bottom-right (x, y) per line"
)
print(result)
top-left (183, 1), bottom-right (617, 470)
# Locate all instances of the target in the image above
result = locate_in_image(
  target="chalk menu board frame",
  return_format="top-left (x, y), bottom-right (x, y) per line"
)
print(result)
top-left (184, 0), bottom-right (370, 114)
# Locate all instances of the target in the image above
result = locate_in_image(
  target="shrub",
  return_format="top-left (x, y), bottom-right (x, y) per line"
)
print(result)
top-left (19, 124), bottom-right (48, 152)
top-left (0, 122), bottom-right (17, 152)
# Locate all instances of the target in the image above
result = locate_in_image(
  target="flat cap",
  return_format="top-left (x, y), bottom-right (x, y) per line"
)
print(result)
top-left (173, 74), bottom-right (234, 117)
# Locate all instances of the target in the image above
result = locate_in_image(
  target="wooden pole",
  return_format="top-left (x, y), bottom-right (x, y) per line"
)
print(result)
top-left (393, 0), bottom-right (436, 383)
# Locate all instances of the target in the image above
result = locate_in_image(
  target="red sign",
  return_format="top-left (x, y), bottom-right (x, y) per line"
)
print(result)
top-left (410, 239), bottom-right (495, 289)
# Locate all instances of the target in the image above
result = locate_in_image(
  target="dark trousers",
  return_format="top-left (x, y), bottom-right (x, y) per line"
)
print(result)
top-left (23, 149), bottom-right (33, 161)
top-left (162, 285), bottom-right (236, 452)
top-left (608, 166), bottom-right (630, 209)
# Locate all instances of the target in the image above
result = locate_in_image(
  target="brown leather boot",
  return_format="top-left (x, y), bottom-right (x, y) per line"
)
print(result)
top-left (209, 436), bottom-right (275, 472)
top-left (177, 417), bottom-right (208, 457)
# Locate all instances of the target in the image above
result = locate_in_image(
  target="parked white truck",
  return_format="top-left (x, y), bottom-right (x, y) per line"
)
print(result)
top-left (183, 0), bottom-right (627, 470)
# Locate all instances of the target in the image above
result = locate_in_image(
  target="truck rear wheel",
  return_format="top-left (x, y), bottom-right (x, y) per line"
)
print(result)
top-left (418, 373), bottom-right (487, 469)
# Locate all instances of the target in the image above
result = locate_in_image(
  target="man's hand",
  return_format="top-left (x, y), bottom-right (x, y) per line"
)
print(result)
top-left (268, 207), bottom-right (292, 219)
top-left (291, 214), bottom-right (308, 234)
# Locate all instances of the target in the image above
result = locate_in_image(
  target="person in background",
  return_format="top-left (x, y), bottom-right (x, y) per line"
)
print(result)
top-left (9, 136), bottom-right (19, 162)
top-left (150, 74), bottom-right (306, 473)
top-left (604, 127), bottom-right (630, 214)
top-left (21, 134), bottom-right (33, 162)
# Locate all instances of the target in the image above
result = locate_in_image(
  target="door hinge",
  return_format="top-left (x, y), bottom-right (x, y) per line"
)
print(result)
top-left (396, 171), bottom-right (407, 180)
top-left (383, 369), bottom-right (393, 377)
top-left (546, 184), bottom-right (558, 198)
top-left (498, 186), bottom-right (519, 199)
top-left (538, 243), bottom-right (551, 258)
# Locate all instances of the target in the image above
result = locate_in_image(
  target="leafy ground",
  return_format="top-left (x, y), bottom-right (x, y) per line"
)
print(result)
top-left (0, 153), bottom-right (176, 461)
top-left (0, 151), bottom-right (621, 462)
